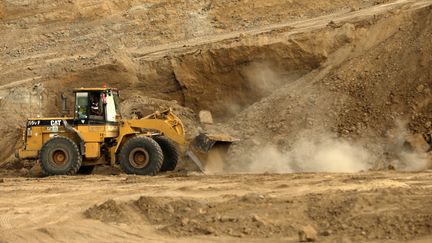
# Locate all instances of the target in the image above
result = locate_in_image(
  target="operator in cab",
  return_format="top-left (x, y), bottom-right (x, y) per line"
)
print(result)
top-left (90, 95), bottom-right (101, 116)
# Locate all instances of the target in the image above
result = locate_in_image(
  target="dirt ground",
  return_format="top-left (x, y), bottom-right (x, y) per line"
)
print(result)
top-left (1, 0), bottom-right (432, 242)
top-left (0, 171), bottom-right (431, 243)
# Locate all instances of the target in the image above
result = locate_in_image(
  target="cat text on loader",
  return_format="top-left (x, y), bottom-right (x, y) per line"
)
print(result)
top-left (17, 87), bottom-right (236, 176)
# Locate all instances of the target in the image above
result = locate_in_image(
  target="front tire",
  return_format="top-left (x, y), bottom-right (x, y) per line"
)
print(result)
top-left (118, 136), bottom-right (163, 175)
top-left (154, 136), bottom-right (179, 172)
top-left (39, 136), bottom-right (82, 176)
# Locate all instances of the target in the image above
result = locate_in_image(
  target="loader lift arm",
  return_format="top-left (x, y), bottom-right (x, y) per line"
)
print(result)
top-left (109, 109), bottom-right (187, 165)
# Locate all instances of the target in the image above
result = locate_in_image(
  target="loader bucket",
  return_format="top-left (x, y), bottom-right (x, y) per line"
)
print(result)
top-left (186, 133), bottom-right (238, 174)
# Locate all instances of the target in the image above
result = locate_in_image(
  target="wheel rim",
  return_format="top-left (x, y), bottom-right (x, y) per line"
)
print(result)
top-left (51, 149), bottom-right (68, 166)
top-left (129, 148), bottom-right (150, 169)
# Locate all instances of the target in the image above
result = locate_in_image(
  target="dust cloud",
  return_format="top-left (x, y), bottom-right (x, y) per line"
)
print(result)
top-left (242, 62), bottom-right (284, 96)
top-left (387, 120), bottom-right (431, 171)
top-left (230, 62), bottom-right (432, 173)
top-left (396, 151), bottom-right (430, 171)
top-left (237, 121), bottom-right (431, 174)
top-left (235, 62), bottom-right (374, 173)
top-left (244, 135), bottom-right (373, 173)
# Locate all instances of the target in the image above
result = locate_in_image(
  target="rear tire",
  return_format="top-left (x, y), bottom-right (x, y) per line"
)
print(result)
top-left (118, 136), bottom-right (163, 176)
top-left (154, 136), bottom-right (179, 172)
top-left (77, 165), bottom-right (95, 175)
top-left (39, 136), bottom-right (82, 176)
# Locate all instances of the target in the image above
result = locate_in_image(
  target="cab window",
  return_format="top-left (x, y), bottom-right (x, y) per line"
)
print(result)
top-left (75, 92), bottom-right (88, 119)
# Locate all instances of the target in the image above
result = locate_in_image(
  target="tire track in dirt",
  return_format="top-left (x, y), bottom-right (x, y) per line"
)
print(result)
top-left (0, 211), bottom-right (12, 229)
top-left (0, 0), bottom-right (430, 92)
top-left (1, 172), bottom-right (430, 242)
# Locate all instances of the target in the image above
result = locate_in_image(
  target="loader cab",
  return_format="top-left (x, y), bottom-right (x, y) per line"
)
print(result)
top-left (73, 88), bottom-right (121, 125)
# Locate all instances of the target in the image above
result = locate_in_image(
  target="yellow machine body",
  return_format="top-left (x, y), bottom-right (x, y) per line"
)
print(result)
top-left (17, 87), bottom-right (236, 175)
top-left (18, 87), bottom-right (187, 168)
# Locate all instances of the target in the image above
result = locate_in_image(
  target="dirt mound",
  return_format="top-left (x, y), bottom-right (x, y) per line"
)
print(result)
top-left (226, 5), bottom-right (432, 172)
top-left (1, 171), bottom-right (431, 242)
top-left (134, 195), bottom-right (297, 238)
top-left (307, 188), bottom-right (432, 241)
top-left (1, 0), bottom-right (429, 166)
top-left (84, 182), bottom-right (432, 241)
top-left (85, 199), bottom-right (128, 224)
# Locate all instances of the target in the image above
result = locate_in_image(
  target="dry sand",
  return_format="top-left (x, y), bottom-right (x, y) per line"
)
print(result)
top-left (1, 171), bottom-right (432, 243)
top-left (1, 1), bottom-right (432, 242)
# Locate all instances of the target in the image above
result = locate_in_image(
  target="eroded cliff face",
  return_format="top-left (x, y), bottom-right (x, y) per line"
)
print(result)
top-left (0, 0), bottom-right (431, 168)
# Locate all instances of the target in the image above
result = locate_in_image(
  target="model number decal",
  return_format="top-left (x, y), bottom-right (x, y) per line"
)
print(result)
top-left (27, 120), bottom-right (40, 126)
top-left (27, 120), bottom-right (63, 127)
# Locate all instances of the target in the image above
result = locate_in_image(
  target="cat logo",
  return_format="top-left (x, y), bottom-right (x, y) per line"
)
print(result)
top-left (50, 120), bottom-right (62, 126)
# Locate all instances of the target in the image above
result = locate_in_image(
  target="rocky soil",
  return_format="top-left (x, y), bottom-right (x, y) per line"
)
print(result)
top-left (226, 1), bottom-right (432, 172)
top-left (1, 0), bottom-right (432, 242)
top-left (1, 0), bottom-right (428, 164)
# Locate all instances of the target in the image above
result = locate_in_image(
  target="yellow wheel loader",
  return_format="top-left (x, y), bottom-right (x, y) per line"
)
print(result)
top-left (17, 87), bottom-right (235, 176)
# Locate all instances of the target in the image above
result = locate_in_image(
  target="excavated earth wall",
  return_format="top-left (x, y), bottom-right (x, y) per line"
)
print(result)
top-left (0, 0), bottom-right (431, 170)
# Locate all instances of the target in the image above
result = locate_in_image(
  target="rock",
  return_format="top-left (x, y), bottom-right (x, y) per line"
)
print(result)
top-left (29, 163), bottom-right (42, 177)
top-left (220, 215), bottom-right (237, 222)
top-left (189, 219), bottom-right (198, 225)
top-left (183, 207), bottom-right (192, 212)
top-left (416, 84), bottom-right (425, 92)
top-left (203, 226), bottom-right (216, 235)
top-left (242, 227), bottom-right (251, 235)
top-left (19, 168), bottom-right (29, 177)
top-left (198, 208), bottom-right (207, 214)
top-left (180, 217), bottom-right (189, 226)
top-left (298, 225), bottom-right (318, 242)
top-left (199, 110), bottom-right (213, 124)
top-left (251, 214), bottom-right (261, 222)
top-left (404, 134), bottom-right (430, 153)
top-left (321, 230), bottom-right (332, 236)
top-left (166, 204), bottom-right (175, 214)
top-left (251, 214), bottom-right (267, 225)
top-left (327, 20), bottom-right (342, 28)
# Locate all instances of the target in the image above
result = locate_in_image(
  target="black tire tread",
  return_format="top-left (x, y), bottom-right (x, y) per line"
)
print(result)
top-left (118, 136), bottom-right (163, 176)
top-left (39, 136), bottom-right (82, 176)
top-left (154, 136), bottom-right (179, 172)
